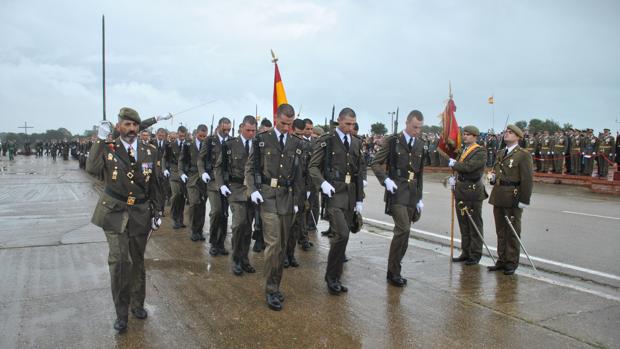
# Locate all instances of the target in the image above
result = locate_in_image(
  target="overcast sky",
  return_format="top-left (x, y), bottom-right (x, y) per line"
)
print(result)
top-left (1, 0), bottom-right (619, 136)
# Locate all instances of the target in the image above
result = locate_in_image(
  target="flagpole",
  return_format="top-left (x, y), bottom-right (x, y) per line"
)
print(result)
top-left (102, 15), bottom-right (106, 121)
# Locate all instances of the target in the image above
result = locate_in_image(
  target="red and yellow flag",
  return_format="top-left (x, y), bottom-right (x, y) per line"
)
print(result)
top-left (273, 61), bottom-right (288, 120)
top-left (437, 95), bottom-right (461, 158)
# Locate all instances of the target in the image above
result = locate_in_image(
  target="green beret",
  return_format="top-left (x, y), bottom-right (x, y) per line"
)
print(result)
top-left (506, 124), bottom-right (524, 138)
top-left (463, 125), bottom-right (480, 136)
top-left (118, 107), bottom-right (141, 124)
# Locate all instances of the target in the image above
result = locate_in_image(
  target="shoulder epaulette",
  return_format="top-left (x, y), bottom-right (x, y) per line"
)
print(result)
top-left (148, 143), bottom-right (157, 149)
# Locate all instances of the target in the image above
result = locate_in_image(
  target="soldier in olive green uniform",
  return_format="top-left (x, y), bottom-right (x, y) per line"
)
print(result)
top-left (370, 110), bottom-right (425, 287)
top-left (179, 124), bottom-right (208, 241)
top-left (539, 131), bottom-right (553, 173)
top-left (552, 131), bottom-right (568, 174)
top-left (488, 124), bottom-right (533, 275)
top-left (582, 129), bottom-right (598, 176)
top-left (86, 107), bottom-right (164, 332)
top-left (524, 132), bottom-right (538, 171)
top-left (216, 115), bottom-right (257, 275)
top-left (162, 126), bottom-right (187, 229)
top-left (597, 128), bottom-right (616, 178)
top-left (245, 104), bottom-right (305, 311)
top-left (570, 130), bottom-right (584, 175)
top-left (448, 126), bottom-right (488, 265)
top-left (309, 107), bottom-right (365, 294)
top-left (199, 118), bottom-right (232, 256)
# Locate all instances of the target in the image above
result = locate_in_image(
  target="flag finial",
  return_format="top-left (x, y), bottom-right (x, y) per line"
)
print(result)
top-left (449, 81), bottom-right (453, 99)
top-left (270, 49), bottom-right (278, 63)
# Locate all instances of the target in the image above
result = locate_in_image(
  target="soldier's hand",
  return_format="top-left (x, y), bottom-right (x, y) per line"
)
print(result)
top-left (306, 191), bottom-right (311, 199)
top-left (448, 158), bottom-right (457, 167)
top-left (355, 201), bottom-right (363, 213)
top-left (220, 185), bottom-right (231, 197)
top-left (251, 191), bottom-right (264, 204)
top-left (518, 202), bottom-right (529, 209)
top-left (447, 176), bottom-right (456, 187)
top-left (363, 180), bottom-right (368, 188)
top-left (486, 172), bottom-right (496, 183)
top-left (416, 200), bottom-right (424, 213)
top-left (97, 120), bottom-right (113, 140)
top-left (294, 205), bottom-right (299, 214)
top-left (321, 181), bottom-right (335, 198)
top-left (163, 169), bottom-right (171, 178)
top-left (180, 174), bottom-right (188, 183)
top-left (201, 172), bottom-right (211, 183)
top-left (384, 178), bottom-right (398, 194)
top-left (151, 217), bottom-right (162, 230)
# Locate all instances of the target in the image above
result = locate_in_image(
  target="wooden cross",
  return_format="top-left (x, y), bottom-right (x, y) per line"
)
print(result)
top-left (18, 122), bottom-right (34, 135)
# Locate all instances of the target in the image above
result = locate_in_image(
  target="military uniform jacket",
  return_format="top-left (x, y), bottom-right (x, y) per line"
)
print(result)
top-left (162, 140), bottom-right (184, 181)
top-left (86, 138), bottom-right (163, 236)
top-left (489, 145), bottom-right (533, 208)
top-left (370, 132), bottom-right (424, 207)
top-left (452, 144), bottom-right (488, 202)
top-left (245, 130), bottom-right (305, 215)
top-left (198, 135), bottom-right (226, 192)
top-left (599, 135), bottom-right (615, 157)
top-left (151, 139), bottom-right (168, 174)
top-left (215, 137), bottom-right (250, 203)
top-left (583, 136), bottom-right (598, 156)
top-left (309, 130), bottom-right (365, 211)
top-left (553, 135), bottom-right (568, 154)
top-left (570, 135), bottom-right (583, 153)
top-left (179, 140), bottom-right (204, 188)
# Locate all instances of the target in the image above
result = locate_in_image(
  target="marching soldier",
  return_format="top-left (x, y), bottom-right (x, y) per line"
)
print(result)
top-left (486, 133), bottom-right (498, 167)
top-left (179, 124), bottom-right (208, 241)
top-left (86, 107), bottom-right (164, 332)
top-left (303, 118), bottom-right (320, 241)
top-left (370, 110), bottom-right (425, 287)
top-left (216, 115), bottom-right (257, 276)
top-left (310, 107), bottom-right (364, 294)
top-left (487, 124), bottom-right (533, 275)
top-left (245, 103), bottom-right (305, 311)
top-left (251, 118), bottom-right (274, 253)
top-left (552, 130), bottom-right (568, 174)
top-left (199, 118), bottom-right (232, 256)
top-left (448, 126), bottom-right (488, 265)
top-left (163, 126), bottom-right (187, 229)
top-left (597, 128), bottom-right (616, 178)
top-left (570, 129), bottom-right (583, 175)
top-left (152, 128), bottom-right (170, 211)
top-left (582, 129), bottom-right (598, 176)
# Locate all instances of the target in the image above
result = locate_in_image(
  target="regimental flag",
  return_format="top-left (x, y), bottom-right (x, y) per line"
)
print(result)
top-left (437, 93), bottom-right (462, 159)
top-left (488, 96), bottom-right (494, 104)
top-left (272, 58), bottom-right (288, 121)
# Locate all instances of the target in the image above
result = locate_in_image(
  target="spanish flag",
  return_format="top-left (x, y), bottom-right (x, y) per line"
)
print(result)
top-left (488, 96), bottom-right (494, 104)
top-left (272, 56), bottom-right (288, 120)
top-left (437, 94), bottom-right (462, 159)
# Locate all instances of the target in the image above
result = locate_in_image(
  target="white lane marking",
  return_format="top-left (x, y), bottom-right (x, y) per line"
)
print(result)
top-left (364, 217), bottom-right (620, 282)
top-left (561, 211), bottom-right (620, 221)
top-left (358, 227), bottom-right (620, 302)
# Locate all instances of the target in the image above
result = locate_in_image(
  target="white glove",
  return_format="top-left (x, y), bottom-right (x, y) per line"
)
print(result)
top-left (157, 113), bottom-right (173, 121)
top-left (201, 172), bottom-right (211, 183)
top-left (518, 202), bottom-right (529, 209)
top-left (384, 178), bottom-right (398, 194)
top-left (97, 120), bottom-right (113, 140)
top-left (416, 200), bottom-right (424, 213)
top-left (448, 158), bottom-right (457, 167)
top-left (363, 180), bottom-right (368, 188)
top-left (220, 185), bottom-right (231, 196)
top-left (447, 176), bottom-right (456, 187)
top-left (487, 172), bottom-right (496, 182)
top-left (151, 217), bottom-right (162, 230)
top-left (321, 181), bottom-right (335, 198)
top-left (163, 169), bottom-right (170, 178)
top-left (306, 191), bottom-right (311, 199)
top-left (355, 201), bottom-right (363, 213)
top-left (294, 205), bottom-right (299, 214)
top-left (251, 191), bottom-right (264, 204)
top-left (180, 174), bottom-right (188, 183)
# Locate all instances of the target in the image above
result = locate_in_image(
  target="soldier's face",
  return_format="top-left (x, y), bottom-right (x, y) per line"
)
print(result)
top-left (338, 115), bottom-right (356, 135)
top-left (304, 124), bottom-right (313, 137)
top-left (156, 131), bottom-right (166, 140)
top-left (294, 128), bottom-right (305, 137)
top-left (504, 129), bottom-right (519, 144)
top-left (276, 114), bottom-right (294, 134)
top-left (462, 132), bottom-right (476, 145)
top-left (177, 131), bottom-right (186, 141)
top-left (219, 123), bottom-right (231, 138)
top-left (241, 123), bottom-right (257, 140)
top-left (118, 120), bottom-right (138, 142)
top-left (196, 130), bottom-right (207, 142)
top-left (405, 117), bottom-right (423, 137)
top-left (140, 132), bottom-right (150, 142)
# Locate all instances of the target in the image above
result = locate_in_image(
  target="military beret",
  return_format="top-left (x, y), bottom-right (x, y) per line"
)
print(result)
top-left (506, 124), bottom-right (524, 138)
top-left (118, 107), bottom-right (141, 124)
top-left (462, 125), bottom-right (480, 136)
